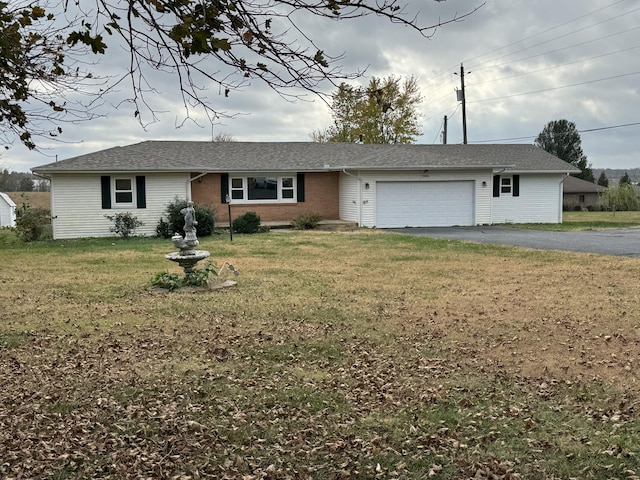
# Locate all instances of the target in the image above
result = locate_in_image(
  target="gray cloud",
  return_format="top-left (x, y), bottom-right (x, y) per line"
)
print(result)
top-left (3, 0), bottom-right (638, 172)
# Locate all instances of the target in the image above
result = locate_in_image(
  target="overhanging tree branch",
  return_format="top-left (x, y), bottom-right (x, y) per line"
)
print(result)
top-left (1, 0), bottom-right (484, 149)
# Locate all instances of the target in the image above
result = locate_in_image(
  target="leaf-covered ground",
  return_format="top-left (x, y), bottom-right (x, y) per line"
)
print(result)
top-left (1, 230), bottom-right (639, 479)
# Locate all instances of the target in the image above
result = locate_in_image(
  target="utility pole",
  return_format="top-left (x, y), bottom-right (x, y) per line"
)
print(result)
top-left (442, 115), bottom-right (448, 144)
top-left (455, 63), bottom-right (468, 144)
top-left (460, 63), bottom-right (467, 144)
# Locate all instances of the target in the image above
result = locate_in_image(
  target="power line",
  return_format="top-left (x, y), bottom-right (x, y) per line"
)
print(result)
top-left (469, 122), bottom-right (640, 144)
top-left (469, 25), bottom-right (640, 78)
top-left (426, 104), bottom-right (460, 145)
top-left (468, 71), bottom-right (640, 104)
top-left (424, 102), bottom-right (460, 122)
top-left (420, 0), bottom-right (636, 102)
top-left (580, 122), bottom-right (640, 134)
top-left (431, 118), bottom-right (444, 144)
top-left (467, 3), bottom-right (640, 71)
top-left (462, 0), bottom-right (628, 68)
top-left (468, 43), bottom-right (640, 87)
top-left (470, 136), bottom-right (535, 144)
top-left (419, 2), bottom-right (639, 144)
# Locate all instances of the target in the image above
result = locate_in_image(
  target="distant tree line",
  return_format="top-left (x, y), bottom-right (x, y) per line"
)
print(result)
top-left (0, 169), bottom-right (50, 192)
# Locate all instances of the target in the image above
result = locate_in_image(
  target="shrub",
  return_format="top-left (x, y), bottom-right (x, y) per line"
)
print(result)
top-left (15, 206), bottom-right (51, 242)
top-left (232, 211), bottom-right (261, 234)
top-left (151, 263), bottom-right (218, 290)
top-left (184, 263), bottom-right (218, 288)
top-left (155, 217), bottom-right (171, 238)
top-left (291, 211), bottom-right (323, 230)
top-left (193, 204), bottom-right (215, 236)
top-left (157, 198), bottom-right (215, 238)
top-left (150, 271), bottom-right (183, 291)
top-left (104, 212), bottom-right (144, 238)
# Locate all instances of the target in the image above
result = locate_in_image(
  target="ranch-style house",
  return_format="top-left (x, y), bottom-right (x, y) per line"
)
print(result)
top-left (32, 141), bottom-right (580, 240)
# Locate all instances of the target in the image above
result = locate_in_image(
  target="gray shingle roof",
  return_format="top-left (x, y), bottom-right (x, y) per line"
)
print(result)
top-left (32, 141), bottom-right (580, 174)
top-left (563, 175), bottom-right (606, 193)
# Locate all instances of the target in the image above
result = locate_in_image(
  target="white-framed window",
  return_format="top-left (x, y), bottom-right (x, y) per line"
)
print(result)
top-left (493, 174), bottom-right (519, 198)
top-left (229, 175), bottom-right (296, 203)
top-left (281, 177), bottom-right (295, 199)
top-left (101, 175), bottom-right (146, 209)
top-left (113, 177), bottom-right (134, 206)
top-left (500, 176), bottom-right (512, 194)
top-left (230, 177), bottom-right (244, 200)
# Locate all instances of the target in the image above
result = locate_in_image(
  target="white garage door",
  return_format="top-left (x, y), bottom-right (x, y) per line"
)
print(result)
top-left (376, 181), bottom-right (475, 228)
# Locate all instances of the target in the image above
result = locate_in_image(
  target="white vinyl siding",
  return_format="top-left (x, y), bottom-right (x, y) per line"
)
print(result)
top-left (339, 172), bottom-right (360, 223)
top-left (491, 173), bottom-right (563, 224)
top-left (0, 193), bottom-right (16, 228)
top-left (50, 173), bottom-right (189, 239)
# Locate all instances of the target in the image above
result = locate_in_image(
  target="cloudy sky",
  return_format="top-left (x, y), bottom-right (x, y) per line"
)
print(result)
top-left (3, 0), bottom-right (640, 172)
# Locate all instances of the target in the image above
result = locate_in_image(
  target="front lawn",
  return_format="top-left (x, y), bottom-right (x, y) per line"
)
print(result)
top-left (1, 229), bottom-right (639, 479)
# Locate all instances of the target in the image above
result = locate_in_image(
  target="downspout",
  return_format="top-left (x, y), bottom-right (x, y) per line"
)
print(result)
top-left (559, 173), bottom-right (570, 223)
top-left (188, 172), bottom-right (210, 202)
top-left (342, 169), bottom-right (363, 227)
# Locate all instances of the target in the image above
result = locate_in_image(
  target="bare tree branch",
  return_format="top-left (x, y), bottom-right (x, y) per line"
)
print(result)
top-left (1, 0), bottom-right (484, 149)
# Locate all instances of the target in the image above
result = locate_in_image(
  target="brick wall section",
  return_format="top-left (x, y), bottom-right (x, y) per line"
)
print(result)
top-left (191, 172), bottom-right (340, 222)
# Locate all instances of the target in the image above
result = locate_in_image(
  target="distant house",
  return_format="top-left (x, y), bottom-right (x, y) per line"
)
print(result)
top-left (563, 176), bottom-right (606, 211)
top-left (0, 192), bottom-right (17, 228)
top-left (32, 141), bottom-right (579, 240)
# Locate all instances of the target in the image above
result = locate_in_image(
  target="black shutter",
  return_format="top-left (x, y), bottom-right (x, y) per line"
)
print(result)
top-left (221, 174), bottom-right (229, 202)
top-left (513, 175), bottom-right (520, 197)
top-left (136, 176), bottom-right (146, 208)
top-left (297, 173), bottom-right (305, 202)
top-left (493, 175), bottom-right (500, 198)
top-left (101, 176), bottom-right (111, 209)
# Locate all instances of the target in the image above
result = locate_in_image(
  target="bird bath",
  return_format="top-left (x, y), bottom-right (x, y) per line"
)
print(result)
top-left (165, 247), bottom-right (210, 274)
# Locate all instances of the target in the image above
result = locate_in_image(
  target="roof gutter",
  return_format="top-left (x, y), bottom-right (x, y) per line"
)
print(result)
top-left (32, 171), bottom-right (52, 182)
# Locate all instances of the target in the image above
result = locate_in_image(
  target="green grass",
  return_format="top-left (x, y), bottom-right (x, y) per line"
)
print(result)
top-left (0, 331), bottom-right (33, 350)
top-left (511, 210), bottom-right (640, 231)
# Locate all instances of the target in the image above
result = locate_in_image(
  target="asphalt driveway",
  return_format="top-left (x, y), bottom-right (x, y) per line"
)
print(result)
top-left (386, 226), bottom-right (640, 257)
